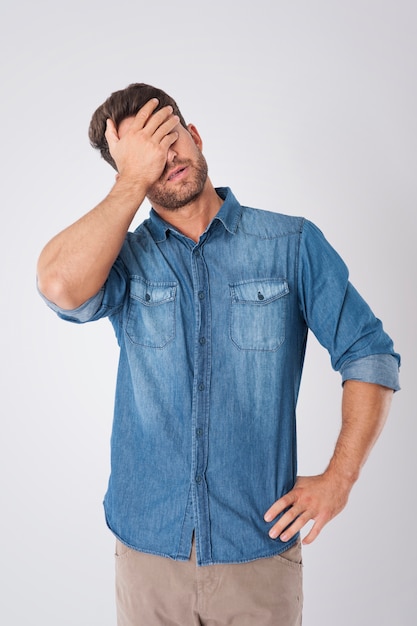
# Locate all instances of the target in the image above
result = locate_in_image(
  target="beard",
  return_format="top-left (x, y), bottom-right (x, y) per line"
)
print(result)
top-left (147, 150), bottom-right (209, 211)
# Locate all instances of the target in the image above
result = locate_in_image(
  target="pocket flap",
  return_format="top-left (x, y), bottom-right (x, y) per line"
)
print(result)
top-left (230, 278), bottom-right (289, 304)
top-left (130, 277), bottom-right (177, 305)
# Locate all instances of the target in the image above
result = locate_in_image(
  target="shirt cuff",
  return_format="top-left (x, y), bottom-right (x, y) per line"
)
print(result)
top-left (340, 354), bottom-right (400, 391)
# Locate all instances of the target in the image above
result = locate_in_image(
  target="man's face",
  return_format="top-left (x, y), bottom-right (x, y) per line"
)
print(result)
top-left (118, 116), bottom-right (208, 211)
top-left (148, 123), bottom-right (209, 211)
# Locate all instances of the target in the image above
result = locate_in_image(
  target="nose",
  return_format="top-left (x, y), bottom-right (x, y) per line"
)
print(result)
top-left (166, 144), bottom-right (178, 165)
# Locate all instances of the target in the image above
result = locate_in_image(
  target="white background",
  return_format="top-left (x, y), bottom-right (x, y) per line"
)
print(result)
top-left (1, 1), bottom-right (415, 624)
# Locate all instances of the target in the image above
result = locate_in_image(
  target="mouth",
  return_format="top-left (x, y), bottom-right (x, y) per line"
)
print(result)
top-left (166, 165), bottom-right (188, 182)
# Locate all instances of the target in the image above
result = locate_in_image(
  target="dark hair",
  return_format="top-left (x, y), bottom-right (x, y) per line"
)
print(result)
top-left (88, 83), bottom-right (187, 170)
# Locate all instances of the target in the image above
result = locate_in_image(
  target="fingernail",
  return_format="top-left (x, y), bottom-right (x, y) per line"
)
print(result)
top-left (280, 533), bottom-right (288, 542)
top-left (269, 528), bottom-right (278, 539)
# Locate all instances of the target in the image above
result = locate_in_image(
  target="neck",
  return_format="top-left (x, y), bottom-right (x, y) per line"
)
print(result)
top-left (152, 181), bottom-right (223, 242)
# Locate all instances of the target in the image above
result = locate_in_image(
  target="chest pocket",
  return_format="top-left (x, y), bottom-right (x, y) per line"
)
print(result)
top-left (229, 278), bottom-right (289, 351)
top-left (126, 277), bottom-right (177, 348)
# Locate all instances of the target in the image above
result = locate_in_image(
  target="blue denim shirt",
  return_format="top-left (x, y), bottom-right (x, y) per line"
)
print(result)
top-left (43, 187), bottom-right (400, 565)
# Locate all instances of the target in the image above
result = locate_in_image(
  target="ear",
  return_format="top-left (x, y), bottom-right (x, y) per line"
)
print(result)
top-left (187, 124), bottom-right (203, 150)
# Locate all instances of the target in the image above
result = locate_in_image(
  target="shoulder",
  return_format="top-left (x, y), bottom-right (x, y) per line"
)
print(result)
top-left (238, 205), bottom-right (305, 239)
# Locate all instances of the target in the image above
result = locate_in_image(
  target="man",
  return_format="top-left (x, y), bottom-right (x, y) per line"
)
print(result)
top-left (37, 83), bottom-right (400, 626)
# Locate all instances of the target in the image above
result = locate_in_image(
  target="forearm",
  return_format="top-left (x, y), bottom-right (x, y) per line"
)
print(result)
top-left (37, 177), bottom-right (146, 309)
top-left (325, 380), bottom-right (393, 490)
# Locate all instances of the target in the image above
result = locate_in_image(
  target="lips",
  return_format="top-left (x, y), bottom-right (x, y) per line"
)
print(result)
top-left (167, 165), bottom-right (188, 182)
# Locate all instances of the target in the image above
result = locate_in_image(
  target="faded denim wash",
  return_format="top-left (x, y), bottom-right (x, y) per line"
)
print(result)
top-left (43, 187), bottom-right (400, 566)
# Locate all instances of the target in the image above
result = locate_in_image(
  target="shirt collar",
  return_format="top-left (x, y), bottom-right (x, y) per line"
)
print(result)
top-left (145, 187), bottom-right (242, 242)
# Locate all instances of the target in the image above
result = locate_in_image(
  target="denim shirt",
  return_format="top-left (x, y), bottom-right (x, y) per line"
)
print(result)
top-left (43, 187), bottom-right (400, 566)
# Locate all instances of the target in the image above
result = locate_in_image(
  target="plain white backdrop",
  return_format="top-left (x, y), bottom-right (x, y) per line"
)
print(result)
top-left (1, 1), bottom-right (415, 624)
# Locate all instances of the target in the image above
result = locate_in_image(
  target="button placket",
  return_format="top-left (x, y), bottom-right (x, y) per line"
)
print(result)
top-left (191, 242), bottom-right (212, 561)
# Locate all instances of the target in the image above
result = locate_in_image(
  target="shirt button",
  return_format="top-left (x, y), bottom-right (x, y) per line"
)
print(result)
top-left (198, 383), bottom-right (205, 391)
top-left (198, 291), bottom-right (205, 300)
top-left (145, 293), bottom-right (151, 302)
top-left (199, 337), bottom-right (206, 345)
top-left (196, 428), bottom-right (203, 437)
top-left (195, 475), bottom-right (202, 484)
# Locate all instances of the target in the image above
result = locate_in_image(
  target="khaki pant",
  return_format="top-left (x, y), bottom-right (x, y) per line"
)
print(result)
top-left (115, 537), bottom-right (303, 625)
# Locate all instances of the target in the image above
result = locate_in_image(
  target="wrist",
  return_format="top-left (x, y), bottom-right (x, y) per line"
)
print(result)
top-left (323, 459), bottom-right (360, 491)
top-left (106, 175), bottom-right (148, 211)
top-left (112, 173), bottom-right (148, 195)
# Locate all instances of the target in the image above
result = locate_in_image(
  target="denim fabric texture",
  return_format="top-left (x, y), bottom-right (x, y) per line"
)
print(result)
top-left (43, 187), bottom-right (400, 566)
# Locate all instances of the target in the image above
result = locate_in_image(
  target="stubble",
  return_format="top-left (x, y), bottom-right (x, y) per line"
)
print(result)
top-left (147, 151), bottom-right (209, 211)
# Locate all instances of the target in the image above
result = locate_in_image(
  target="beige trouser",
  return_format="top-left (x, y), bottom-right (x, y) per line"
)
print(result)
top-left (115, 537), bottom-right (303, 626)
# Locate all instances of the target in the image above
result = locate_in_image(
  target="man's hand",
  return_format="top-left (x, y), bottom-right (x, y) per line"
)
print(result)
top-left (264, 473), bottom-right (351, 545)
top-left (264, 382), bottom-right (393, 546)
top-left (105, 98), bottom-right (179, 187)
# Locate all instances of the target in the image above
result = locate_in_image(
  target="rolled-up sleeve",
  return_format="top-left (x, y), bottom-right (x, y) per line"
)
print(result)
top-left (37, 254), bottom-right (129, 324)
top-left (38, 287), bottom-right (105, 323)
top-left (298, 220), bottom-right (401, 390)
top-left (340, 354), bottom-right (400, 391)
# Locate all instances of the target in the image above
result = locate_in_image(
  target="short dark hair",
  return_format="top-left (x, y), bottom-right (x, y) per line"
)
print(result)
top-left (88, 83), bottom-right (187, 170)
